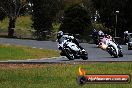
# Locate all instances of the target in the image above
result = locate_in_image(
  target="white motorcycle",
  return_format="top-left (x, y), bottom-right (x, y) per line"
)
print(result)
top-left (58, 39), bottom-right (88, 60)
top-left (99, 37), bottom-right (123, 58)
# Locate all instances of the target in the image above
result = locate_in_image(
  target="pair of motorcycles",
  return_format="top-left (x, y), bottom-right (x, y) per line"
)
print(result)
top-left (57, 35), bottom-right (123, 60)
top-left (98, 36), bottom-right (123, 58)
top-left (58, 39), bottom-right (88, 60)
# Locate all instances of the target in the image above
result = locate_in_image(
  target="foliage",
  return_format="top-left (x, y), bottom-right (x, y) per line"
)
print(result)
top-left (62, 0), bottom-right (82, 9)
top-left (92, 0), bottom-right (132, 37)
top-left (92, 22), bottom-right (108, 32)
top-left (82, 0), bottom-right (95, 16)
top-left (0, 16), bottom-right (33, 38)
top-left (0, 10), bottom-right (6, 21)
top-left (0, 0), bottom-right (29, 37)
top-left (32, 0), bottom-right (60, 40)
top-left (59, 4), bottom-right (91, 36)
top-left (0, 16), bottom-right (60, 40)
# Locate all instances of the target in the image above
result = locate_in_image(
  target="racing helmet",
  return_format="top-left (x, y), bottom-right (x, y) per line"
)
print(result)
top-left (107, 35), bottom-right (112, 39)
top-left (99, 32), bottom-right (105, 38)
top-left (92, 29), bottom-right (97, 33)
top-left (57, 31), bottom-right (63, 39)
top-left (124, 31), bottom-right (128, 34)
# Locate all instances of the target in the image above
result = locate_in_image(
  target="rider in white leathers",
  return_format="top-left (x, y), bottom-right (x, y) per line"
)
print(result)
top-left (57, 31), bottom-right (85, 55)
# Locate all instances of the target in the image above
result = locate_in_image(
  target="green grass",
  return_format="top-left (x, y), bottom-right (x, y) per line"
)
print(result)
top-left (0, 62), bottom-right (132, 88)
top-left (0, 44), bottom-right (59, 60)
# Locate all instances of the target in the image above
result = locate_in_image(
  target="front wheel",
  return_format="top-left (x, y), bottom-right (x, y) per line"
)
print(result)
top-left (107, 46), bottom-right (118, 58)
top-left (63, 48), bottom-right (74, 60)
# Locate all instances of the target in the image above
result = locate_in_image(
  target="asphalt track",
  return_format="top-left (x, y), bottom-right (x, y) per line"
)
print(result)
top-left (0, 38), bottom-right (132, 63)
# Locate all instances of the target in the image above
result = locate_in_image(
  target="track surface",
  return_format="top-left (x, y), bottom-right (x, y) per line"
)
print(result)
top-left (0, 38), bottom-right (132, 63)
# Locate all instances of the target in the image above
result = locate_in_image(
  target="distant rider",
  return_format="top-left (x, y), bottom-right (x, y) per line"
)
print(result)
top-left (124, 31), bottom-right (129, 44)
top-left (92, 29), bottom-right (99, 45)
top-left (98, 32), bottom-right (121, 49)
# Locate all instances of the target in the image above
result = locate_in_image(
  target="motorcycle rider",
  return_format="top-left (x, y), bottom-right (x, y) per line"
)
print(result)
top-left (124, 31), bottom-right (129, 44)
top-left (98, 30), bottom-right (105, 37)
top-left (98, 32), bottom-right (122, 50)
top-left (98, 30), bottom-right (123, 57)
top-left (57, 31), bottom-right (85, 55)
top-left (92, 29), bottom-right (99, 45)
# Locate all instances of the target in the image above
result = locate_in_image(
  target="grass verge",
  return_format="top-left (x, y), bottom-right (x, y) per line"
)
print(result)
top-left (0, 44), bottom-right (59, 60)
top-left (0, 62), bottom-right (132, 88)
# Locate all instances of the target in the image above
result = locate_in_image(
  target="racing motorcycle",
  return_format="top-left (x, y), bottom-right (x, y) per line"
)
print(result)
top-left (98, 37), bottom-right (123, 58)
top-left (58, 39), bottom-right (88, 60)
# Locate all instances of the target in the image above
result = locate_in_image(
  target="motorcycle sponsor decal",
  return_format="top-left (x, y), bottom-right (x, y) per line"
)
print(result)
top-left (77, 67), bottom-right (130, 84)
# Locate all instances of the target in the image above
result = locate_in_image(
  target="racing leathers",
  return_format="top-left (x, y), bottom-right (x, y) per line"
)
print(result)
top-left (57, 35), bottom-right (85, 55)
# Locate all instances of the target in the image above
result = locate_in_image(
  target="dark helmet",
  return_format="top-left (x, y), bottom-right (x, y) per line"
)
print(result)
top-left (92, 29), bottom-right (97, 32)
top-left (57, 31), bottom-right (63, 38)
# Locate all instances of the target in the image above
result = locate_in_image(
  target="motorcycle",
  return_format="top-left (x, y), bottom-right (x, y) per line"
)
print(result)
top-left (58, 39), bottom-right (88, 60)
top-left (98, 37), bottom-right (123, 58)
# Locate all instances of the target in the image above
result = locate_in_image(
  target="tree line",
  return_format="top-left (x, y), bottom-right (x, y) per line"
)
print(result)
top-left (0, 0), bottom-right (132, 40)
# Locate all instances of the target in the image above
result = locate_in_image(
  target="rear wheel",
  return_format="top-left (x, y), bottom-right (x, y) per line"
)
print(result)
top-left (82, 56), bottom-right (88, 60)
top-left (81, 50), bottom-right (88, 60)
top-left (119, 52), bottom-right (123, 57)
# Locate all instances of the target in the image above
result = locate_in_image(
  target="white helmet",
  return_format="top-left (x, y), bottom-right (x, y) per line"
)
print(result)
top-left (57, 31), bottom-right (63, 38)
top-left (98, 30), bottom-right (104, 36)
top-left (124, 31), bottom-right (128, 34)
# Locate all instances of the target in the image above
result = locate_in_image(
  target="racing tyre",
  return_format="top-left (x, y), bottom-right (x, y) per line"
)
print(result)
top-left (82, 56), bottom-right (88, 60)
top-left (81, 51), bottom-right (88, 60)
top-left (63, 48), bottom-right (74, 60)
top-left (108, 45), bottom-right (118, 58)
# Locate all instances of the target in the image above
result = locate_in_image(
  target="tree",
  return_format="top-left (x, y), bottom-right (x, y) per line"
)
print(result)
top-left (0, 0), bottom-right (29, 37)
top-left (32, 0), bottom-right (60, 40)
top-left (0, 9), bottom-right (6, 21)
top-left (59, 4), bottom-right (91, 36)
top-left (82, 0), bottom-right (95, 16)
top-left (124, 0), bottom-right (132, 32)
top-left (92, 0), bottom-right (131, 37)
